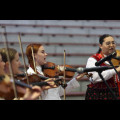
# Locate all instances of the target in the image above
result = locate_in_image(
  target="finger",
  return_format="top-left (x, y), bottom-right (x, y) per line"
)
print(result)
top-left (42, 86), bottom-right (51, 90)
top-left (32, 86), bottom-right (42, 92)
top-left (44, 78), bottom-right (53, 82)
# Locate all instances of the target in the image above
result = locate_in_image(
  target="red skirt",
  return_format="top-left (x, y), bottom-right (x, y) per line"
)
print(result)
top-left (85, 79), bottom-right (119, 100)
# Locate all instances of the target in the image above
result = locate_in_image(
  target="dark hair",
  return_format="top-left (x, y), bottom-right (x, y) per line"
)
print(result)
top-left (97, 34), bottom-right (113, 53)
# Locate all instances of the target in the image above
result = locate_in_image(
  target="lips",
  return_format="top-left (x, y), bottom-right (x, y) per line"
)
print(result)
top-left (44, 58), bottom-right (47, 62)
top-left (109, 48), bottom-right (114, 51)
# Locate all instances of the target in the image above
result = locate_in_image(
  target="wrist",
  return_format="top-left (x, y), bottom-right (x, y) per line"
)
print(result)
top-left (75, 76), bottom-right (79, 81)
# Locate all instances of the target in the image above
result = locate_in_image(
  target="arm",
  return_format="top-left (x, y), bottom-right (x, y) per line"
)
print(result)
top-left (20, 86), bottom-right (42, 100)
top-left (58, 77), bottom-right (80, 97)
top-left (86, 57), bottom-right (116, 83)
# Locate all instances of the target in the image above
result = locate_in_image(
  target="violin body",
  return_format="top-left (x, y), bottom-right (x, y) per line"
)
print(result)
top-left (20, 74), bottom-right (42, 83)
top-left (111, 49), bottom-right (120, 66)
top-left (43, 62), bottom-right (75, 78)
top-left (43, 62), bottom-right (60, 78)
top-left (59, 65), bottom-right (75, 78)
top-left (111, 49), bottom-right (120, 98)
top-left (0, 75), bottom-right (26, 100)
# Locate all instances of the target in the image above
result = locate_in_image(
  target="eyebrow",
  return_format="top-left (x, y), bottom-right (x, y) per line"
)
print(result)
top-left (104, 41), bottom-right (115, 43)
top-left (41, 49), bottom-right (45, 52)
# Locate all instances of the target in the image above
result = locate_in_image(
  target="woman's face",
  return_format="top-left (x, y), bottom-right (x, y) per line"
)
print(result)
top-left (99, 36), bottom-right (116, 55)
top-left (35, 46), bottom-right (48, 66)
top-left (11, 52), bottom-right (22, 74)
top-left (0, 54), bottom-right (5, 74)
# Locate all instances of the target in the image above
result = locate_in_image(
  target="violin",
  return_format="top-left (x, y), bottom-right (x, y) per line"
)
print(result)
top-left (111, 49), bottom-right (120, 66)
top-left (0, 74), bottom-right (63, 100)
top-left (42, 62), bottom-right (92, 79)
top-left (111, 49), bottom-right (120, 97)
top-left (14, 73), bottom-right (64, 88)
top-left (0, 74), bottom-right (32, 100)
top-left (43, 62), bottom-right (76, 78)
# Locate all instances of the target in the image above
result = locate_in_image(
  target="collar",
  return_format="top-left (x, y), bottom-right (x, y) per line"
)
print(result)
top-left (100, 52), bottom-right (110, 66)
top-left (36, 66), bottom-right (44, 75)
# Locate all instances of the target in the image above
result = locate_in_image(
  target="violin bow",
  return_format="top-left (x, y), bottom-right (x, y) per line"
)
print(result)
top-left (31, 45), bottom-right (42, 100)
top-left (2, 26), bottom-right (18, 98)
top-left (63, 50), bottom-right (66, 100)
top-left (18, 33), bottom-right (30, 85)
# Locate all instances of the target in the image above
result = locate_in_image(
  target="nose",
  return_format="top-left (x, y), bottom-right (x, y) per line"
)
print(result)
top-left (45, 53), bottom-right (48, 56)
top-left (110, 42), bottom-right (113, 45)
top-left (110, 43), bottom-right (115, 47)
top-left (19, 61), bottom-right (22, 66)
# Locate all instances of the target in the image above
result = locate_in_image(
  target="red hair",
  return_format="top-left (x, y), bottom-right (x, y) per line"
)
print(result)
top-left (26, 44), bottom-right (42, 71)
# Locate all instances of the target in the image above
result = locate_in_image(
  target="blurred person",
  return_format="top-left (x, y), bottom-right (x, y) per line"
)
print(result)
top-left (0, 48), bottom-right (57, 100)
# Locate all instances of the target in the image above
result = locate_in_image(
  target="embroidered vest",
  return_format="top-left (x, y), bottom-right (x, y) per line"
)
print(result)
top-left (88, 53), bottom-right (117, 89)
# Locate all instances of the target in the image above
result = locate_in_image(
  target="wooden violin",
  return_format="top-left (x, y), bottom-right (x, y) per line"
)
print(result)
top-left (14, 73), bottom-right (64, 87)
top-left (0, 74), bottom-right (33, 100)
top-left (42, 62), bottom-right (75, 78)
top-left (111, 49), bottom-right (120, 66)
top-left (42, 62), bottom-right (92, 79)
top-left (0, 73), bottom-right (64, 100)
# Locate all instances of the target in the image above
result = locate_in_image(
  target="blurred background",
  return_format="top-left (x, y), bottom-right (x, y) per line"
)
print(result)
top-left (0, 20), bottom-right (120, 100)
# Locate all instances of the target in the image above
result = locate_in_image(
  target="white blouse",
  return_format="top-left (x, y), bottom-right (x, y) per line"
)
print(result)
top-left (86, 57), bottom-right (116, 84)
top-left (27, 66), bottom-right (80, 100)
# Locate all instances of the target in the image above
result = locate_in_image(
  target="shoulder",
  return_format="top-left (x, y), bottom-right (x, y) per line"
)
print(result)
top-left (86, 56), bottom-right (97, 68)
top-left (91, 53), bottom-right (103, 62)
top-left (27, 67), bottom-right (35, 74)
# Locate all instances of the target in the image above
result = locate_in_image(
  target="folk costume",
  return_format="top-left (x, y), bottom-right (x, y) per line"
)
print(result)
top-left (85, 52), bottom-right (119, 100)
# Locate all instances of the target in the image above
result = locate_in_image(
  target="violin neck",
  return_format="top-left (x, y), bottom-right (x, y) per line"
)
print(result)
top-left (15, 80), bottom-right (32, 89)
top-left (37, 74), bottom-right (49, 80)
top-left (32, 78), bottom-right (63, 87)
top-left (43, 66), bottom-right (55, 70)
top-left (31, 81), bottom-right (49, 87)
top-left (65, 67), bottom-right (77, 72)
top-left (15, 73), bottom-right (26, 77)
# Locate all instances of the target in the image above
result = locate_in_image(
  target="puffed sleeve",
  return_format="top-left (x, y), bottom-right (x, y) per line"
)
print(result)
top-left (86, 57), bottom-right (116, 83)
top-left (27, 67), bottom-right (35, 75)
top-left (58, 78), bottom-right (80, 96)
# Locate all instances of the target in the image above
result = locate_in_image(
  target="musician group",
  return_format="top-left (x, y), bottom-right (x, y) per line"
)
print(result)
top-left (0, 33), bottom-right (120, 100)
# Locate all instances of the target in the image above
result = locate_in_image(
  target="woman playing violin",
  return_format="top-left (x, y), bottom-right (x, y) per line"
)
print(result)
top-left (85, 34), bottom-right (120, 100)
top-left (0, 48), bottom-right (57, 100)
top-left (0, 51), bottom-right (39, 100)
top-left (26, 43), bottom-right (86, 100)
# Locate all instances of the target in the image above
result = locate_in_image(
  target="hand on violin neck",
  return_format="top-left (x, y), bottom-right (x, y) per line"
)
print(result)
top-left (41, 78), bottom-right (58, 90)
top-left (44, 78), bottom-right (56, 82)
top-left (75, 73), bottom-right (87, 81)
